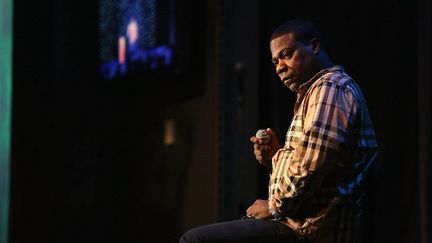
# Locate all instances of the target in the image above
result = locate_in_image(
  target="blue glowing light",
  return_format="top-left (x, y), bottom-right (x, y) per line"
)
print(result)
top-left (99, 0), bottom-right (175, 80)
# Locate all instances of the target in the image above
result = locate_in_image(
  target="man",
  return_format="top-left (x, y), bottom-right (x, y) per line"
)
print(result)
top-left (179, 19), bottom-right (378, 243)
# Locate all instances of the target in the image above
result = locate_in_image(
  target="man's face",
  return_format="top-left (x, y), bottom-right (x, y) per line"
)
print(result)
top-left (270, 33), bottom-right (317, 93)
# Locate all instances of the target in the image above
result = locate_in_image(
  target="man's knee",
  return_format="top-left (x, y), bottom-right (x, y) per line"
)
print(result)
top-left (178, 227), bottom-right (202, 243)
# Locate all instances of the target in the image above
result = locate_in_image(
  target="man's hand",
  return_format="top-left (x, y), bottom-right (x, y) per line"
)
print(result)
top-left (250, 128), bottom-right (280, 166)
top-left (246, 199), bottom-right (272, 219)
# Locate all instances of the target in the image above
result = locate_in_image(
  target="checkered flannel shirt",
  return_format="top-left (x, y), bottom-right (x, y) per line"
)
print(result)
top-left (268, 66), bottom-right (378, 240)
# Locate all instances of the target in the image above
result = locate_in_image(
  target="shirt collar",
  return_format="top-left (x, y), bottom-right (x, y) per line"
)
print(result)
top-left (294, 65), bottom-right (344, 113)
top-left (297, 65), bottom-right (344, 95)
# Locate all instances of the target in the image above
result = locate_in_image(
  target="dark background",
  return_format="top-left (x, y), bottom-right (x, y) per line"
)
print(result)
top-left (9, 0), bottom-right (431, 243)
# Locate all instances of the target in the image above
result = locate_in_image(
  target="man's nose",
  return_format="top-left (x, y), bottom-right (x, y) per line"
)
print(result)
top-left (276, 61), bottom-right (287, 74)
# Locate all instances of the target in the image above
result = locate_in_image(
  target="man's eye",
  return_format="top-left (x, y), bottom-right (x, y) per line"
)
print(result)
top-left (282, 50), bottom-right (292, 59)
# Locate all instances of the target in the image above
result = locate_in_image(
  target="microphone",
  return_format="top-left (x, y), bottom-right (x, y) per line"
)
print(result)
top-left (255, 129), bottom-right (270, 144)
top-left (255, 129), bottom-right (272, 173)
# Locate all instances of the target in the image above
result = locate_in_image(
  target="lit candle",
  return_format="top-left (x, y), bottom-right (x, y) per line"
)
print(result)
top-left (118, 36), bottom-right (126, 64)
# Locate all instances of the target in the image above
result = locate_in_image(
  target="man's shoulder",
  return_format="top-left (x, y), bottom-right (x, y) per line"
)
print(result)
top-left (308, 69), bottom-right (369, 108)
top-left (307, 68), bottom-right (366, 101)
top-left (315, 69), bottom-right (353, 88)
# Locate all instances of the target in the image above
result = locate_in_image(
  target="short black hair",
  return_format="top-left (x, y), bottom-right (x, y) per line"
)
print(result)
top-left (270, 19), bottom-right (322, 45)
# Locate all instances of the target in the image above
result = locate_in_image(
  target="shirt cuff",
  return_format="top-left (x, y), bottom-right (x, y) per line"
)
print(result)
top-left (268, 199), bottom-right (282, 218)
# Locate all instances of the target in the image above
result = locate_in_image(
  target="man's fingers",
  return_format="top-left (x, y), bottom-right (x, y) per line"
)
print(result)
top-left (254, 149), bottom-right (261, 157)
top-left (254, 150), bottom-right (263, 161)
top-left (251, 136), bottom-right (267, 145)
top-left (250, 136), bottom-right (259, 143)
top-left (252, 135), bottom-right (273, 164)
top-left (254, 143), bottom-right (271, 151)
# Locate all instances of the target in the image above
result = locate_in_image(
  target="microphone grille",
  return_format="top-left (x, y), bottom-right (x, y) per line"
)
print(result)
top-left (255, 129), bottom-right (270, 144)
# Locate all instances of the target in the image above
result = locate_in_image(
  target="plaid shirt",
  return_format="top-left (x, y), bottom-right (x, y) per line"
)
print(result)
top-left (268, 66), bottom-right (378, 241)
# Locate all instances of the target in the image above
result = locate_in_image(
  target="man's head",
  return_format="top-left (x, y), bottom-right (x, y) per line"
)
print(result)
top-left (269, 19), bottom-right (332, 93)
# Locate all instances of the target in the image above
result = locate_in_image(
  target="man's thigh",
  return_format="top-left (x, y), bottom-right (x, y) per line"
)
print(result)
top-left (179, 218), bottom-right (307, 243)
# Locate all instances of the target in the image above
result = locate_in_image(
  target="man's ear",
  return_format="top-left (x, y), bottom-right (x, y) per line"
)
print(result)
top-left (310, 38), bottom-right (320, 55)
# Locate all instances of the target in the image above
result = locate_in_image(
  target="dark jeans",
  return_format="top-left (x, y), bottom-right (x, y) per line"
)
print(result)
top-left (179, 218), bottom-right (309, 243)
